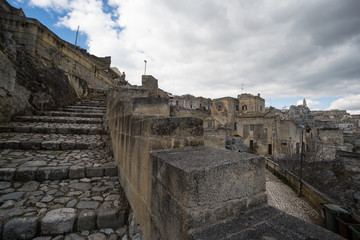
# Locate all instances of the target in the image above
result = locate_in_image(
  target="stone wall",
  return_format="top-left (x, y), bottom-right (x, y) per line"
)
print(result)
top-left (0, 1), bottom-right (127, 121)
top-left (204, 128), bottom-right (227, 149)
top-left (0, 13), bottom-right (119, 91)
top-left (107, 86), bottom-right (267, 240)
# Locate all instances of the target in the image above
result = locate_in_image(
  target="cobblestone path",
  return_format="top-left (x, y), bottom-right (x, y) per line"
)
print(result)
top-left (266, 169), bottom-right (324, 226)
top-left (0, 95), bottom-right (131, 240)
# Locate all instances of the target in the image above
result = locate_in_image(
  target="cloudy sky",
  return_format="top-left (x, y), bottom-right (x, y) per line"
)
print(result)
top-left (13, 0), bottom-right (360, 114)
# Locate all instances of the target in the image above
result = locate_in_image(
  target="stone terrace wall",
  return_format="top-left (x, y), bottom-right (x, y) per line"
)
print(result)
top-left (107, 87), bottom-right (268, 240)
top-left (0, 12), bottom-right (119, 92)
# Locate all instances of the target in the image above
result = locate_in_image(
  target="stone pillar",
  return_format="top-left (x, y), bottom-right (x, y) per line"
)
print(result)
top-left (142, 75), bottom-right (158, 98)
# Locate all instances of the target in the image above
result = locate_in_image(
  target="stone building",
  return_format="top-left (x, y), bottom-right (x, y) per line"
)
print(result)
top-left (238, 93), bottom-right (265, 114)
top-left (171, 94), bottom-right (212, 110)
top-left (211, 97), bottom-right (239, 128)
top-left (234, 111), bottom-right (307, 156)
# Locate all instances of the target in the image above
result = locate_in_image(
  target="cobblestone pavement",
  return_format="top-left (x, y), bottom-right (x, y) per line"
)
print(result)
top-left (0, 95), bottom-right (132, 240)
top-left (266, 169), bottom-right (324, 226)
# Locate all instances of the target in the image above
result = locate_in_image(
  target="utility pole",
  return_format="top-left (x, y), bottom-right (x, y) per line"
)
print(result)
top-left (75, 25), bottom-right (80, 47)
top-left (299, 124), bottom-right (305, 197)
top-left (144, 60), bottom-right (147, 75)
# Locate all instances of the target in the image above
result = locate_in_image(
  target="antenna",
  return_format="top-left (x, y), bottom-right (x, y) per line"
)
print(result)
top-left (75, 25), bottom-right (80, 47)
top-left (144, 60), bottom-right (147, 75)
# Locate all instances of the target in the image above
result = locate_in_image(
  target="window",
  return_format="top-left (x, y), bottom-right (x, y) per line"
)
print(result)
top-left (217, 105), bottom-right (222, 111)
top-left (242, 105), bottom-right (247, 111)
top-left (296, 143), bottom-right (300, 154)
top-left (250, 140), bottom-right (254, 151)
top-left (268, 144), bottom-right (272, 155)
top-left (234, 122), bottom-right (237, 130)
top-left (250, 125), bottom-right (254, 131)
top-left (236, 105), bottom-right (239, 111)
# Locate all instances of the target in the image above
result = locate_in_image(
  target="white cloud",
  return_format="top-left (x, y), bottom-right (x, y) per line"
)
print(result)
top-left (329, 95), bottom-right (360, 112)
top-left (296, 99), bottom-right (323, 109)
top-left (27, 0), bottom-right (360, 101)
top-left (29, 0), bottom-right (70, 12)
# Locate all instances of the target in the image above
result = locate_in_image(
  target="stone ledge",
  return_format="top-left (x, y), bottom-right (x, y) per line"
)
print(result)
top-left (188, 206), bottom-right (343, 240)
top-left (0, 165), bottom-right (118, 181)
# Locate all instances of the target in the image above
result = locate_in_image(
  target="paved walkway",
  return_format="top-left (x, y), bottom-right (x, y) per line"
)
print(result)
top-left (0, 95), bottom-right (131, 240)
top-left (266, 169), bottom-right (324, 226)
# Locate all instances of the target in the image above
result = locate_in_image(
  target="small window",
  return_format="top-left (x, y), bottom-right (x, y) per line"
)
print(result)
top-left (250, 125), bottom-right (254, 131)
top-left (242, 105), bottom-right (247, 111)
top-left (268, 144), bottom-right (272, 155)
top-left (234, 122), bottom-right (237, 130)
top-left (236, 105), bottom-right (239, 111)
top-left (218, 105), bottom-right (222, 111)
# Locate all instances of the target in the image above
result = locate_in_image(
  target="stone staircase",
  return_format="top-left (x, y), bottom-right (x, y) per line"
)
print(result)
top-left (0, 95), bottom-right (130, 239)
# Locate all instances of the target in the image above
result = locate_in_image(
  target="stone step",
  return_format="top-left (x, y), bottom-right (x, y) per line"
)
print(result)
top-left (66, 105), bottom-right (107, 110)
top-left (0, 176), bottom-right (128, 238)
top-left (13, 116), bottom-right (103, 124)
top-left (0, 122), bottom-right (102, 135)
top-left (56, 108), bottom-right (106, 113)
top-left (0, 133), bottom-right (104, 150)
top-left (36, 111), bottom-right (105, 118)
top-left (76, 101), bottom-right (106, 106)
top-left (0, 149), bottom-right (117, 181)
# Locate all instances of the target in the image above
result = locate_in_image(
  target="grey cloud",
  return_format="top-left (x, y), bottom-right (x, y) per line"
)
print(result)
top-left (287, 0), bottom-right (360, 48)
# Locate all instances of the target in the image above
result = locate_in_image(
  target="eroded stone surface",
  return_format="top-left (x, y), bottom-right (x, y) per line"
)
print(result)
top-left (41, 208), bottom-right (77, 235)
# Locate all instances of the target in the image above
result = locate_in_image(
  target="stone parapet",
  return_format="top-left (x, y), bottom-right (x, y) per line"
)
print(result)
top-left (107, 86), bottom-right (269, 240)
top-left (150, 147), bottom-right (267, 239)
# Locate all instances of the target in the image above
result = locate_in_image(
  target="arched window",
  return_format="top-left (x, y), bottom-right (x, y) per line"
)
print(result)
top-left (242, 105), bottom-right (247, 111)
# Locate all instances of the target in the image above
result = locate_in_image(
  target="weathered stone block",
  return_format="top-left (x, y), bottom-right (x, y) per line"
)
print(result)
top-left (0, 168), bottom-right (15, 181)
top-left (104, 166), bottom-right (118, 177)
top-left (150, 146), bottom-right (267, 239)
top-left (41, 208), bottom-right (76, 235)
top-left (69, 166), bottom-right (85, 179)
top-left (19, 141), bottom-right (41, 150)
top-left (75, 142), bottom-right (89, 150)
top-left (77, 210), bottom-right (96, 231)
top-left (86, 167), bottom-right (104, 177)
top-left (76, 201), bottom-right (100, 209)
top-left (97, 209), bottom-right (125, 229)
top-left (61, 141), bottom-right (76, 150)
top-left (2, 140), bottom-right (20, 149)
top-left (14, 167), bottom-right (37, 181)
top-left (41, 141), bottom-right (60, 150)
top-left (36, 167), bottom-right (68, 180)
top-left (2, 217), bottom-right (38, 240)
